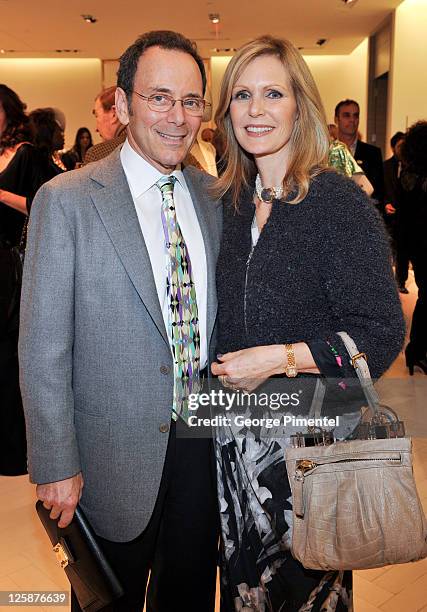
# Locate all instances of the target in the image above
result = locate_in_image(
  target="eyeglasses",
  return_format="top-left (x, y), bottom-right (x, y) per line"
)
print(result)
top-left (133, 91), bottom-right (210, 117)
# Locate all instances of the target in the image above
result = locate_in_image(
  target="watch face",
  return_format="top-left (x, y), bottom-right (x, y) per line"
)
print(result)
top-left (287, 366), bottom-right (298, 378)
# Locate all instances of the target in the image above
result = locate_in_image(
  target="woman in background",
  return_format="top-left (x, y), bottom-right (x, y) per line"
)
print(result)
top-left (62, 126), bottom-right (93, 169)
top-left (0, 102), bottom-right (63, 475)
top-left (0, 106), bottom-right (64, 218)
top-left (211, 36), bottom-right (404, 611)
top-left (0, 85), bottom-right (32, 476)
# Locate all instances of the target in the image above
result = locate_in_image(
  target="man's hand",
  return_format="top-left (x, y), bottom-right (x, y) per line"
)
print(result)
top-left (385, 203), bottom-right (396, 215)
top-left (36, 472), bottom-right (84, 528)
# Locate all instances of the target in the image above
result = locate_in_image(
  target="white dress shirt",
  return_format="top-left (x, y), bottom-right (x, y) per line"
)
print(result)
top-left (120, 139), bottom-right (208, 369)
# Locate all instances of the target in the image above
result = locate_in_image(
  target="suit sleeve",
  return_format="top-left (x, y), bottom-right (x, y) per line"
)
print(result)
top-left (19, 180), bottom-right (81, 484)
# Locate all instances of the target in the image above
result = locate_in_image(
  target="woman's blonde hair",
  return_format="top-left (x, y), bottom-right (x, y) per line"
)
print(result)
top-left (213, 36), bottom-right (330, 206)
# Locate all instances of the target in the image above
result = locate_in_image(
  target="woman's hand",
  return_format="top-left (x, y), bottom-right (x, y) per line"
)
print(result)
top-left (211, 345), bottom-right (284, 392)
top-left (211, 343), bottom-right (320, 392)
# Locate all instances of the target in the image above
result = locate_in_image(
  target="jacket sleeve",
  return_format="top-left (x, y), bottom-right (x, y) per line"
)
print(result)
top-left (18, 179), bottom-right (81, 484)
top-left (319, 178), bottom-right (405, 379)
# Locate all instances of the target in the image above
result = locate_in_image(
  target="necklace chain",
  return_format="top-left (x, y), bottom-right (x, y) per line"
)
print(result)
top-left (254, 174), bottom-right (284, 203)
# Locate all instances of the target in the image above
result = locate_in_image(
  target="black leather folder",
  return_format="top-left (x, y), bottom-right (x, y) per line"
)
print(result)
top-left (36, 501), bottom-right (124, 611)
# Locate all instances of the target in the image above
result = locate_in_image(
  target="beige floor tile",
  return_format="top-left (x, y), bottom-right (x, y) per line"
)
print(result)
top-left (353, 574), bottom-right (394, 608)
top-left (354, 597), bottom-right (383, 612)
top-left (1, 608), bottom-right (49, 612)
top-left (0, 552), bottom-right (32, 578)
top-left (0, 575), bottom-right (21, 591)
top-left (378, 572), bottom-right (427, 612)
top-left (372, 557), bottom-right (427, 594)
top-left (355, 567), bottom-right (392, 582)
top-left (415, 477), bottom-right (427, 501)
top-left (8, 564), bottom-right (65, 592)
top-left (20, 549), bottom-right (68, 590)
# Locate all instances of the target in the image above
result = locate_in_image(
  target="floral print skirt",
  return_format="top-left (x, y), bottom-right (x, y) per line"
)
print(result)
top-left (214, 422), bottom-right (353, 612)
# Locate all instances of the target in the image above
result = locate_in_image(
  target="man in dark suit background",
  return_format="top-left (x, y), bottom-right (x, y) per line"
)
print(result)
top-left (335, 99), bottom-right (384, 206)
top-left (384, 131), bottom-right (409, 292)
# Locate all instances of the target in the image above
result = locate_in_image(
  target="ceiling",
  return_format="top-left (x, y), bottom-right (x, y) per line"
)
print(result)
top-left (0, 0), bottom-right (404, 59)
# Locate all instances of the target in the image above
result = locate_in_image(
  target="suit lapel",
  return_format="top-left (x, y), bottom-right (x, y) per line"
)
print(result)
top-left (89, 150), bottom-right (169, 347)
top-left (183, 167), bottom-right (220, 349)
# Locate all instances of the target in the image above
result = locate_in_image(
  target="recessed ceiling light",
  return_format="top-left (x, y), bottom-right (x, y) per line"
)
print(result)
top-left (341, 0), bottom-right (359, 5)
top-left (211, 47), bottom-right (236, 53)
top-left (81, 14), bottom-right (97, 23)
top-left (209, 13), bottom-right (220, 24)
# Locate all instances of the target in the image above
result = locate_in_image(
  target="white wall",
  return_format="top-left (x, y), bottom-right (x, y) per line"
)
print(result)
top-left (0, 59), bottom-right (102, 148)
top-left (389, 0), bottom-right (427, 137)
top-left (210, 56), bottom-right (233, 122)
top-left (209, 41), bottom-right (369, 137)
top-left (304, 39), bottom-right (369, 137)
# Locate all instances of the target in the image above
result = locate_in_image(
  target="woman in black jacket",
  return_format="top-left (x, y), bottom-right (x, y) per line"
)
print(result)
top-left (210, 37), bottom-right (405, 611)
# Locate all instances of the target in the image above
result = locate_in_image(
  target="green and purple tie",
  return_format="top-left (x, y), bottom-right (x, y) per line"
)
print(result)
top-left (157, 176), bottom-right (201, 423)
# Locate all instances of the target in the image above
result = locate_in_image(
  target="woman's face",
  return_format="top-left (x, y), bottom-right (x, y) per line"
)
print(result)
top-left (0, 102), bottom-right (7, 137)
top-left (79, 131), bottom-right (91, 149)
top-left (229, 55), bottom-right (297, 166)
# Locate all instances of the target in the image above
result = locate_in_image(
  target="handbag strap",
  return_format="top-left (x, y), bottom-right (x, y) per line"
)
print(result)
top-left (336, 331), bottom-right (380, 416)
top-left (308, 332), bottom-right (380, 419)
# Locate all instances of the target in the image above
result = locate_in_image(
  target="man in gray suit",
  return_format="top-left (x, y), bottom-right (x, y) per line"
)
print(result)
top-left (19, 31), bottom-right (222, 611)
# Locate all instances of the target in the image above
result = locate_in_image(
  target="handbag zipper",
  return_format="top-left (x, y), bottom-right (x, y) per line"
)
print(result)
top-left (296, 455), bottom-right (402, 478)
top-left (292, 454), bottom-right (403, 518)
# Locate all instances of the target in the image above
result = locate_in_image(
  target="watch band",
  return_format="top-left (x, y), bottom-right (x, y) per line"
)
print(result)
top-left (284, 343), bottom-right (298, 377)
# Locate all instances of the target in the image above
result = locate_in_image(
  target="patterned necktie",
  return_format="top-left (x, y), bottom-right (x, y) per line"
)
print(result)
top-left (157, 175), bottom-right (201, 423)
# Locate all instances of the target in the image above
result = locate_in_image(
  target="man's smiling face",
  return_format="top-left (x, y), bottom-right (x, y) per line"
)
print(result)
top-left (116, 46), bottom-right (203, 173)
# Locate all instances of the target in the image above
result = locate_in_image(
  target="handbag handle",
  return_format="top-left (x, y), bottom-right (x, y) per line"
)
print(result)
top-left (308, 331), bottom-right (380, 419)
top-left (336, 331), bottom-right (380, 416)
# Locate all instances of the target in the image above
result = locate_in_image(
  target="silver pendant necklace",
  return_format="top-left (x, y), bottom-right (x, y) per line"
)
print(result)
top-left (255, 173), bottom-right (284, 203)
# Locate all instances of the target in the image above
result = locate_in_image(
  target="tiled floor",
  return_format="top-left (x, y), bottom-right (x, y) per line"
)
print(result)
top-left (1, 270), bottom-right (426, 611)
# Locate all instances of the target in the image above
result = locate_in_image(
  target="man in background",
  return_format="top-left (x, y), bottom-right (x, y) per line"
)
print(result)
top-left (84, 85), bottom-right (126, 163)
top-left (335, 99), bottom-right (384, 206)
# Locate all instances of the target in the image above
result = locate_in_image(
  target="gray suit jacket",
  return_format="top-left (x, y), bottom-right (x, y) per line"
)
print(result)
top-left (19, 147), bottom-right (222, 541)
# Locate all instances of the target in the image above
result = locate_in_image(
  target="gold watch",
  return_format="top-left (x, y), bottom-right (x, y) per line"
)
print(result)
top-left (284, 344), bottom-right (297, 377)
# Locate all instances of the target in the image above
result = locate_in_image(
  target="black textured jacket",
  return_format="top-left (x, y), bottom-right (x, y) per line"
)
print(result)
top-left (216, 170), bottom-right (405, 380)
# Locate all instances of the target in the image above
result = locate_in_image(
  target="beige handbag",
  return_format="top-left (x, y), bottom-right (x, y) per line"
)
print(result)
top-left (285, 332), bottom-right (427, 571)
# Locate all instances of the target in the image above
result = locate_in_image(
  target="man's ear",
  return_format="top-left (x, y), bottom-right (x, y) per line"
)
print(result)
top-left (115, 87), bottom-right (130, 126)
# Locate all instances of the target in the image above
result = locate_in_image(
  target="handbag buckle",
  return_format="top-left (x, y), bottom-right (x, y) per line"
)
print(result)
top-left (351, 352), bottom-right (367, 368)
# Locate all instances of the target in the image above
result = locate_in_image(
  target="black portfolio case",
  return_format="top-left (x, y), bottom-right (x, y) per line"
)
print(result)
top-left (36, 501), bottom-right (124, 612)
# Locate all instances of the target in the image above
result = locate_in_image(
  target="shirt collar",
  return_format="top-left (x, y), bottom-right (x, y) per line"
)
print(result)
top-left (349, 137), bottom-right (358, 155)
top-left (120, 138), bottom-right (186, 200)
